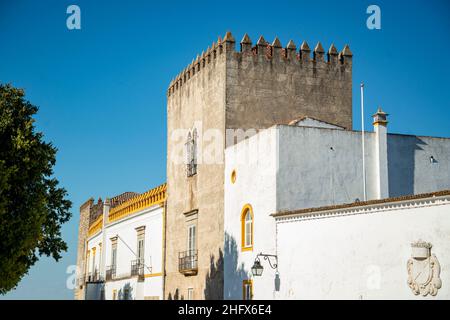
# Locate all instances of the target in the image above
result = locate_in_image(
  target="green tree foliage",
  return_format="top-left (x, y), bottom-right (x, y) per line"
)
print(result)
top-left (0, 84), bottom-right (72, 294)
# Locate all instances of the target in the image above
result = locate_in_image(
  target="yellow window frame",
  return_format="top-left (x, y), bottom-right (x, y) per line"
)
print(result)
top-left (242, 279), bottom-right (253, 300)
top-left (240, 204), bottom-right (253, 252)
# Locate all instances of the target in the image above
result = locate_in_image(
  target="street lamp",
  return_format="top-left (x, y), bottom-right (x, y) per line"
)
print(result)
top-left (251, 253), bottom-right (278, 277)
top-left (251, 259), bottom-right (264, 277)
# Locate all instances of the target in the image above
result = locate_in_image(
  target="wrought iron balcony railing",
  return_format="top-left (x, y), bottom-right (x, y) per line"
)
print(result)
top-left (131, 259), bottom-right (145, 281)
top-left (85, 269), bottom-right (103, 283)
top-left (179, 250), bottom-right (198, 275)
top-left (105, 266), bottom-right (116, 281)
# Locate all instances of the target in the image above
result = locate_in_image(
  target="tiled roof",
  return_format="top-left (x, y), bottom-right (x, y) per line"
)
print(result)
top-left (110, 192), bottom-right (139, 209)
top-left (287, 115), bottom-right (345, 128)
top-left (108, 183), bottom-right (167, 223)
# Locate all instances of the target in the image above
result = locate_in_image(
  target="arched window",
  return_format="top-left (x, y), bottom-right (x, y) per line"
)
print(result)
top-left (186, 129), bottom-right (197, 177)
top-left (241, 204), bottom-right (253, 251)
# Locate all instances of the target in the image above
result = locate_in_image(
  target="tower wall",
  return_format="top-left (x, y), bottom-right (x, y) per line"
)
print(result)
top-left (224, 35), bottom-right (352, 132)
top-left (165, 32), bottom-right (353, 300)
top-left (74, 198), bottom-right (93, 300)
top-left (165, 41), bottom-right (227, 300)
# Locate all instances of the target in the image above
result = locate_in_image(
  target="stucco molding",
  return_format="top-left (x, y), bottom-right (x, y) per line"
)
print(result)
top-left (274, 194), bottom-right (450, 224)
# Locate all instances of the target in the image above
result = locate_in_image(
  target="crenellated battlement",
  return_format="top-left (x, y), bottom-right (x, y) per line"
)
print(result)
top-left (167, 31), bottom-right (352, 97)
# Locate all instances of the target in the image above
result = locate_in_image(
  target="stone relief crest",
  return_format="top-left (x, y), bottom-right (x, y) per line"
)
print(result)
top-left (407, 240), bottom-right (441, 296)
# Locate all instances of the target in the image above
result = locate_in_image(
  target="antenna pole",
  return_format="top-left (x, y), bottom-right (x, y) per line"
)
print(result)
top-left (361, 83), bottom-right (367, 201)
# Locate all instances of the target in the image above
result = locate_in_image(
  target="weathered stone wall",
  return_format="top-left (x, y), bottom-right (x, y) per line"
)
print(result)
top-left (165, 32), bottom-right (353, 300)
top-left (225, 35), bottom-right (353, 134)
top-left (165, 42), bottom-right (226, 300)
top-left (74, 199), bottom-right (93, 300)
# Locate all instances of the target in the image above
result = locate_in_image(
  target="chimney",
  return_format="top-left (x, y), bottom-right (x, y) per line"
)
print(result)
top-left (373, 107), bottom-right (389, 199)
top-left (100, 198), bottom-right (110, 278)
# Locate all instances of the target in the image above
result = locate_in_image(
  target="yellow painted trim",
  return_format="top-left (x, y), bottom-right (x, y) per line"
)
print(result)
top-left (240, 204), bottom-right (254, 252)
top-left (161, 203), bottom-right (166, 298)
top-left (144, 272), bottom-right (163, 278)
top-left (87, 215), bottom-right (103, 238)
top-left (108, 183), bottom-right (167, 223)
top-left (242, 279), bottom-right (253, 300)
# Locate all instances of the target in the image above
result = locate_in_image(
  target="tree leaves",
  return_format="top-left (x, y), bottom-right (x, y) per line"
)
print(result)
top-left (0, 84), bottom-right (72, 294)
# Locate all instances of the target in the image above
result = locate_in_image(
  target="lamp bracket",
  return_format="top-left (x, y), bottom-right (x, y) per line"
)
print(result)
top-left (256, 253), bottom-right (278, 270)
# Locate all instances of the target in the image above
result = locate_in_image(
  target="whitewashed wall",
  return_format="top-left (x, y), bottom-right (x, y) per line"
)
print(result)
top-left (86, 232), bottom-right (102, 276)
top-left (224, 123), bottom-right (450, 300)
top-left (224, 128), bottom-right (278, 299)
top-left (277, 125), bottom-right (450, 211)
top-left (86, 204), bottom-right (164, 300)
top-left (275, 196), bottom-right (450, 299)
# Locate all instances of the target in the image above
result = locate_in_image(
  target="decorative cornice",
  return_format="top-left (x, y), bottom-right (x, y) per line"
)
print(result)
top-left (108, 183), bottom-right (167, 223)
top-left (273, 190), bottom-right (450, 223)
top-left (87, 215), bottom-right (103, 237)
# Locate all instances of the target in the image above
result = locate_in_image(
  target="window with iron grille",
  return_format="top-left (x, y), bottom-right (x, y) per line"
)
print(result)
top-left (186, 129), bottom-right (197, 177)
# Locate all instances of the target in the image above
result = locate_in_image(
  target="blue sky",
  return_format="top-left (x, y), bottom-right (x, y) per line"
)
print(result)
top-left (0, 0), bottom-right (449, 299)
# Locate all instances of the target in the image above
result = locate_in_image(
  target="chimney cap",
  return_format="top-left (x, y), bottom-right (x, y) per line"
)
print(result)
top-left (373, 107), bottom-right (388, 117)
top-left (373, 107), bottom-right (389, 126)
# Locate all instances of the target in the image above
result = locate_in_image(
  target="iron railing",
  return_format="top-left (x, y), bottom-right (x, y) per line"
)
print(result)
top-left (85, 269), bottom-right (102, 283)
top-left (179, 250), bottom-right (198, 275)
top-left (105, 266), bottom-right (116, 281)
top-left (131, 259), bottom-right (144, 280)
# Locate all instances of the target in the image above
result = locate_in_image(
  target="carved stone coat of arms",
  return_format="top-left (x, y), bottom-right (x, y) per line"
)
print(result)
top-left (407, 240), bottom-right (441, 296)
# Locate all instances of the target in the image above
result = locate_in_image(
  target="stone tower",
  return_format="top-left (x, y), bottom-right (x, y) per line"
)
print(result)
top-left (164, 32), bottom-right (353, 299)
top-left (74, 198), bottom-right (93, 300)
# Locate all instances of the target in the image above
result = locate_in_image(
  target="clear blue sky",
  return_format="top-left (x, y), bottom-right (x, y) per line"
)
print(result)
top-left (0, 0), bottom-right (449, 299)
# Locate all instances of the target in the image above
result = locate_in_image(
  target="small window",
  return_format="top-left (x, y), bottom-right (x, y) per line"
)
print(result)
top-left (137, 238), bottom-right (144, 261)
top-left (187, 288), bottom-right (194, 300)
top-left (243, 280), bottom-right (253, 300)
top-left (111, 245), bottom-right (117, 267)
top-left (136, 227), bottom-right (145, 276)
top-left (231, 169), bottom-right (237, 184)
top-left (136, 227), bottom-right (145, 264)
top-left (188, 225), bottom-right (196, 252)
top-left (241, 204), bottom-right (253, 251)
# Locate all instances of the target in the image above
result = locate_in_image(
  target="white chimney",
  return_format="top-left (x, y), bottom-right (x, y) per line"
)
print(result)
top-left (100, 198), bottom-right (110, 279)
top-left (373, 107), bottom-right (389, 199)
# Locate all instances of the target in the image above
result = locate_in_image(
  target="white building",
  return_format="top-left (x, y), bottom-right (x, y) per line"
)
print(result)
top-left (223, 109), bottom-right (450, 299)
top-left (83, 184), bottom-right (166, 300)
top-left (273, 190), bottom-right (450, 300)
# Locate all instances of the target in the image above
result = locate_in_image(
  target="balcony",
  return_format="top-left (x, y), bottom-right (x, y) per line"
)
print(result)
top-left (131, 259), bottom-right (145, 281)
top-left (105, 266), bottom-right (116, 281)
top-left (179, 250), bottom-right (198, 276)
top-left (85, 269), bottom-right (102, 283)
